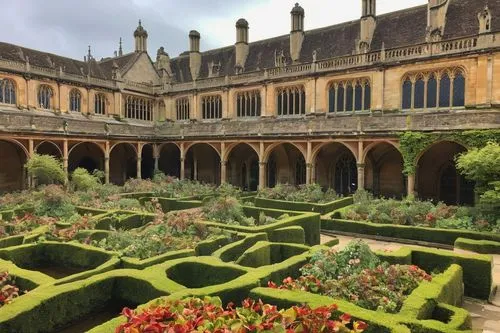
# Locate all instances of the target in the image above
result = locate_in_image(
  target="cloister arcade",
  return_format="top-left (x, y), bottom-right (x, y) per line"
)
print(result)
top-left (0, 136), bottom-right (474, 205)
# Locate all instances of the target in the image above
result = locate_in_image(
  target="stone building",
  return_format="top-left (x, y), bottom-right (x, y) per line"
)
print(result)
top-left (0, 0), bottom-right (499, 205)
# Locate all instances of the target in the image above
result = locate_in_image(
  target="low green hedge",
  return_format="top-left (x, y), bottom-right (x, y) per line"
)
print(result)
top-left (254, 197), bottom-right (353, 215)
top-left (322, 218), bottom-right (500, 246)
top-left (212, 233), bottom-right (269, 262)
top-left (269, 226), bottom-right (305, 244)
top-left (454, 237), bottom-right (500, 254)
top-left (235, 241), bottom-right (310, 268)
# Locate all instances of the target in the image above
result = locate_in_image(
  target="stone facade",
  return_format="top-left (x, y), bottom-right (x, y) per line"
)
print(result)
top-left (0, 0), bottom-right (499, 204)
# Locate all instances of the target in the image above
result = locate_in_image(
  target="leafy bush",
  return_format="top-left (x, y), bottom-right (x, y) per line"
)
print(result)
top-left (0, 272), bottom-right (22, 307)
top-left (116, 296), bottom-right (367, 333)
top-left (71, 168), bottom-right (102, 191)
top-left (202, 196), bottom-right (255, 226)
top-left (0, 214), bottom-right (56, 238)
top-left (26, 154), bottom-right (65, 185)
top-left (33, 185), bottom-right (77, 219)
top-left (272, 240), bottom-right (431, 313)
top-left (258, 183), bottom-right (338, 203)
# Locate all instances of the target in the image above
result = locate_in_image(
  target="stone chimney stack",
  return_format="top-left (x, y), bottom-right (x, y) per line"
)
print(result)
top-left (134, 20), bottom-right (148, 53)
top-left (290, 3), bottom-right (305, 63)
top-left (358, 0), bottom-right (376, 53)
top-left (189, 30), bottom-right (201, 80)
top-left (427, 0), bottom-right (450, 42)
top-left (235, 18), bottom-right (249, 72)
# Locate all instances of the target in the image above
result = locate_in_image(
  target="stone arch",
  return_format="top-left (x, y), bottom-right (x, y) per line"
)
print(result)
top-left (185, 143), bottom-right (221, 185)
top-left (109, 143), bottom-right (137, 185)
top-left (223, 142), bottom-right (260, 162)
top-left (0, 139), bottom-right (28, 193)
top-left (263, 141), bottom-right (306, 164)
top-left (158, 143), bottom-right (181, 178)
top-left (311, 141), bottom-right (358, 165)
top-left (141, 144), bottom-right (155, 180)
top-left (68, 142), bottom-right (105, 173)
top-left (361, 140), bottom-right (400, 164)
top-left (265, 143), bottom-right (306, 188)
top-left (364, 142), bottom-right (405, 198)
top-left (35, 141), bottom-right (63, 158)
top-left (314, 142), bottom-right (358, 195)
top-left (184, 142), bottom-right (220, 159)
top-left (416, 140), bottom-right (473, 205)
top-left (226, 143), bottom-right (260, 191)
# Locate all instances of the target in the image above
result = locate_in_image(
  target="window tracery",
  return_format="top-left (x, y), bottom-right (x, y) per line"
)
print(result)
top-left (328, 78), bottom-right (371, 113)
top-left (125, 95), bottom-right (153, 121)
top-left (94, 93), bottom-right (106, 115)
top-left (69, 89), bottom-right (82, 112)
top-left (401, 68), bottom-right (465, 110)
top-left (276, 86), bottom-right (305, 116)
top-left (236, 90), bottom-right (261, 117)
top-left (176, 97), bottom-right (190, 120)
top-left (38, 85), bottom-right (53, 109)
top-left (201, 95), bottom-right (222, 120)
top-left (0, 78), bottom-right (16, 105)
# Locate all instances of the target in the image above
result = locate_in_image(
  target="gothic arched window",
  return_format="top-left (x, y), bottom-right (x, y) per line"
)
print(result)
top-left (364, 82), bottom-right (371, 110)
top-left (354, 82), bottom-right (363, 111)
top-left (414, 77), bottom-right (425, 109)
top-left (0, 79), bottom-right (16, 105)
top-left (402, 78), bottom-right (412, 110)
top-left (328, 84), bottom-right (336, 113)
top-left (176, 97), bottom-right (190, 120)
top-left (329, 78), bottom-right (371, 113)
top-left (201, 95), bottom-right (222, 119)
top-left (337, 83), bottom-right (345, 112)
top-left (345, 83), bottom-right (354, 111)
top-left (439, 73), bottom-right (451, 108)
top-left (125, 95), bottom-right (153, 121)
top-left (277, 86), bottom-right (305, 116)
top-left (69, 89), bottom-right (82, 112)
top-left (237, 90), bottom-right (261, 117)
top-left (95, 93), bottom-right (106, 115)
top-left (38, 85), bottom-right (53, 109)
top-left (453, 71), bottom-right (465, 107)
top-left (427, 74), bottom-right (437, 108)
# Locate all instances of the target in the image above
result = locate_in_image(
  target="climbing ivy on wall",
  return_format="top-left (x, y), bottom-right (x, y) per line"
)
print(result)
top-left (399, 130), bottom-right (500, 174)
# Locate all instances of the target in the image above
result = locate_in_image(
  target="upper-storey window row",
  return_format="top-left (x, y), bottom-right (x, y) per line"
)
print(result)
top-left (125, 96), bottom-right (153, 121)
top-left (277, 86), bottom-right (305, 116)
top-left (38, 85), bottom-right (53, 110)
top-left (201, 95), bottom-right (222, 120)
top-left (176, 97), bottom-right (190, 120)
top-left (237, 90), bottom-right (261, 118)
top-left (0, 78), bottom-right (16, 105)
top-left (402, 68), bottom-right (465, 111)
top-left (328, 79), bottom-right (371, 113)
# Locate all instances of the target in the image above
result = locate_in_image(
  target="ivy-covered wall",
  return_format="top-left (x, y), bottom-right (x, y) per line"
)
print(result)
top-left (399, 130), bottom-right (500, 174)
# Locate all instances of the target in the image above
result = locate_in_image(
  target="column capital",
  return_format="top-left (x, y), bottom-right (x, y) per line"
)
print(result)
top-left (357, 163), bottom-right (366, 168)
top-left (259, 161), bottom-right (266, 166)
top-left (306, 163), bottom-right (313, 168)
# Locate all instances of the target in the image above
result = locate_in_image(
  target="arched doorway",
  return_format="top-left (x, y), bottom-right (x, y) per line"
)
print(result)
top-left (185, 143), bottom-right (220, 185)
top-left (158, 143), bottom-right (181, 178)
top-left (36, 141), bottom-right (62, 158)
top-left (364, 143), bottom-right (405, 198)
top-left (0, 140), bottom-right (27, 193)
top-left (110, 143), bottom-right (137, 185)
top-left (417, 141), bottom-right (474, 205)
top-left (314, 143), bottom-right (357, 196)
top-left (141, 144), bottom-right (155, 180)
top-left (226, 144), bottom-right (259, 191)
top-left (266, 143), bottom-right (306, 188)
top-left (68, 142), bottom-right (104, 173)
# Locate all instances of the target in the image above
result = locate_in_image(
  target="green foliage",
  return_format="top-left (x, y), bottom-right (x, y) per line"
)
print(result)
top-left (26, 154), bottom-right (65, 185)
top-left (258, 183), bottom-right (338, 203)
top-left (399, 130), bottom-right (500, 174)
top-left (203, 196), bottom-right (256, 226)
top-left (33, 185), bottom-right (77, 219)
top-left (71, 168), bottom-right (102, 191)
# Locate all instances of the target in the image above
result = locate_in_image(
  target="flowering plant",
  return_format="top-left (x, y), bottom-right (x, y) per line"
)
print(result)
top-left (116, 296), bottom-right (367, 333)
top-left (0, 271), bottom-right (22, 307)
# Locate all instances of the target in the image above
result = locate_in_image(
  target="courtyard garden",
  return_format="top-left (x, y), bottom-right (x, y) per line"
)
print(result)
top-left (0, 140), bottom-right (498, 332)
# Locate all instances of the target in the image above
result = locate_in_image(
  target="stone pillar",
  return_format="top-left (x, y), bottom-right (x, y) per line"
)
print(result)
top-left (311, 163), bottom-right (316, 183)
top-left (180, 158), bottom-right (185, 180)
top-left (136, 157), bottom-right (142, 179)
top-left (258, 162), bottom-right (266, 190)
top-left (357, 163), bottom-right (365, 191)
top-left (306, 163), bottom-right (312, 185)
top-left (221, 161), bottom-right (227, 184)
top-left (154, 155), bottom-right (159, 173)
top-left (104, 156), bottom-right (110, 184)
top-left (28, 139), bottom-right (34, 188)
top-left (407, 174), bottom-right (415, 197)
top-left (63, 140), bottom-right (69, 182)
top-left (193, 156), bottom-right (198, 181)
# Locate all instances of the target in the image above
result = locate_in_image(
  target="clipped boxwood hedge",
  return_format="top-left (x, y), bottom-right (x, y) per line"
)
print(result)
top-left (322, 217), bottom-right (500, 246)
top-left (454, 237), bottom-right (500, 254)
top-left (254, 197), bottom-right (353, 215)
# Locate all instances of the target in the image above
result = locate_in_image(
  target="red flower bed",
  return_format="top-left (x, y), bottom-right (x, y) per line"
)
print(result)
top-left (116, 297), bottom-right (367, 333)
top-left (0, 271), bottom-right (22, 307)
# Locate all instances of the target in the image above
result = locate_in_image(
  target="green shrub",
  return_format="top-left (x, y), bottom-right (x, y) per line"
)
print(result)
top-left (454, 237), bottom-right (500, 254)
top-left (202, 196), bottom-right (255, 226)
top-left (71, 168), bottom-right (102, 191)
top-left (258, 183), bottom-right (338, 203)
top-left (26, 154), bottom-right (65, 185)
top-left (33, 185), bottom-right (76, 219)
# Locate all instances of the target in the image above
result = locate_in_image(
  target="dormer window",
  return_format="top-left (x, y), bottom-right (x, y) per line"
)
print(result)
top-left (478, 5), bottom-right (492, 34)
top-left (208, 61), bottom-right (221, 77)
top-left (275, 50), bottom-right (286, 67)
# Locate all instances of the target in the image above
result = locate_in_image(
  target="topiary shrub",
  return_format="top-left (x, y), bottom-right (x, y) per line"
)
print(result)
top-left (71, 168), bottom-right (102, 191)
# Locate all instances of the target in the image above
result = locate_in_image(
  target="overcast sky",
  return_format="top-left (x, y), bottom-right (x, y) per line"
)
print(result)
top-left (2, 0), bottom-right (426, 61)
